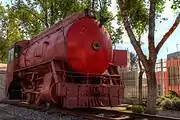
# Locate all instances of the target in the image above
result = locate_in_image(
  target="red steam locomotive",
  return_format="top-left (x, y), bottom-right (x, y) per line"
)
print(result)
top-left (5, 9), bottom-right (124, 108)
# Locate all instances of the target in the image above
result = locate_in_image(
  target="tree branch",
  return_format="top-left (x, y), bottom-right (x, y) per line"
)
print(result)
top-left (50, 0), bottom-right (54, 25)
top-left (118, 0), bottom-right (148, 69)
top-left (36, 0), bottom-right (49, 27)
top-left (156, 14), bottom-right (180, 54)
top-left (0, 52), bottom-right (6, 61)
top-left (148, 0), bottom-right (156, 61)
top-left (17, 6), bottom-right (49, 28)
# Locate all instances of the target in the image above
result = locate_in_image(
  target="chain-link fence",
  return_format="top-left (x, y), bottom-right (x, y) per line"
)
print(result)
top-left (119, 59), bottom-right (180, 103)
top-left (117, 66), bottom-right (147, 103)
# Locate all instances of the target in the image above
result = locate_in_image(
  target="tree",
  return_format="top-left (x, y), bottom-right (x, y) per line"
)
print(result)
top-left (93, 0), bottom-right (123, 45)
top-left (0, 4), bottom-right (25, 63)
top-left (117, 0), bottom-right (180, 114)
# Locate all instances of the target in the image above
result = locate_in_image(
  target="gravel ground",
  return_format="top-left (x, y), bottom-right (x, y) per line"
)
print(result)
top-left (0, 104), bottom-right (16, 120)
top-left (0, 87), bottom-right (86, 120)
top-left (0, 104), bottom-right (87, 120)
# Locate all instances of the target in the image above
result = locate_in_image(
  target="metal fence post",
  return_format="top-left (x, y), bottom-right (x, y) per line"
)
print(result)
top-left (160, 59), bottom-right (164, 96)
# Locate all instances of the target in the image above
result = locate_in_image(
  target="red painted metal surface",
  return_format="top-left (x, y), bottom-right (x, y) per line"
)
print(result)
top-left (67, 17), bottom-right (112, 74)
top-left (111, 50), bottom-right (129, 68)
top-left (155, 59), bottom-right (180, 96)
top-left (18, 11), bottom-right (112, 74)
top-left (50, 79), bottom-right (124, 108)
top-left (165, 59), bottom-right (180, 95)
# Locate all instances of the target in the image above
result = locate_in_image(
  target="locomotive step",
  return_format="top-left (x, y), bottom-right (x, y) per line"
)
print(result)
top-left (25, 72), bottom-right (38, 75)
top-left (35, 77), bottom-right (44, 80)
top-left (22, 89), bottom-right (40, 93)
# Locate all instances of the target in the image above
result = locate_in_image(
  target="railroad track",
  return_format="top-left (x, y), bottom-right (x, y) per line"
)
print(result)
top-left (0, 100), bottom-right (131, 120)
top-left (0, 100), bottom-right (179, 120)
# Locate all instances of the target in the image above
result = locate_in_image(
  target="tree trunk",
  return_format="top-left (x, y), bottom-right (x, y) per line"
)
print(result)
top-left (145, 65), bottom-right (157, 114)
top-left (138, 70), bottom-right (143, 105)
top-left (138, 60), bottom-right (144, 105)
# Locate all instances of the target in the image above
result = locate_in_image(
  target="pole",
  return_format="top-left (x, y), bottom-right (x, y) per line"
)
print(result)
top-left (160, 59), bottom-right (164, 96)
top-left (176, 44), bottom-right (178, 52)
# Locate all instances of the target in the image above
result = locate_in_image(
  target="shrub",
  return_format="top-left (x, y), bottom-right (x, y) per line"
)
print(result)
top-left (132, 105), bottom-right (144, 113)
top-left (157, 96), bottom-right (166, 106)
top-left (159, 98), bottom-right (173, 110)
top-left (167, 90), bottom-right (179, 99)
top-left (172, 97), bottom-right (180, 111)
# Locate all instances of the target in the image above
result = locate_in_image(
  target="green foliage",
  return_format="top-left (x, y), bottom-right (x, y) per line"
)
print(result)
top-left (156, 0), bottom-right (166, 18)
top-left (132, 105), bottom-right (144, 113)
top-left (158, 97), bottom-right (180, 111)
top-left (0, 4), bottom-right (25, 63)
top-left (156, 96), bottom-right (166, 106)
top-left (93, 0), bottom-right (123, 45)
top-left (10, 0), bottom-right (88, 35)
top-left (172, 97), bottom-right (180, 111)
top-left (104, 19), bottom-right (123, 45)
top-left (157, 91), bottom-right (180, 111)
top-left (117, 0), bottom-right (149, 39)
top-left (166, 90), bottom-right (179, 99)
top-left (10, 0), bottom-right (120, 42)
top-left (159, 98), bottom-right (173, 110)
top-left (171, 0), bottom-right (180, 12)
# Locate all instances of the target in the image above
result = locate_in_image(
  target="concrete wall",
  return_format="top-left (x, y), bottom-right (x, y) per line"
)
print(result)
top-left (0, 70), bottom-right (6, 101)
top-left (124, 86), bottom-right (148, 99)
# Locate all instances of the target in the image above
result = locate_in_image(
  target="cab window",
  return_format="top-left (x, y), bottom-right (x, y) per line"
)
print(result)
top-left (14, 45), bottom-right (21, 57)
top-left (8, 45), bottom-right (21, 63)
top-left (8, 48), bottom-right (14, 63)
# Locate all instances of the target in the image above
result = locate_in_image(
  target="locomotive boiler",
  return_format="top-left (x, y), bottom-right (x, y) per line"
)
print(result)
top-left (5, 9), bottom-right (124, 108)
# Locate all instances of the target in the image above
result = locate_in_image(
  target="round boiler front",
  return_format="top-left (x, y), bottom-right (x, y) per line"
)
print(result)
top-left (66, 17), bottom-right (112, 74)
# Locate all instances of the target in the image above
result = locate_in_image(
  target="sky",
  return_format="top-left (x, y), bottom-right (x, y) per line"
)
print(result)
top-left (110, 0), bottom-right (180, 60)
top-left (1, 0), bottom-right (179, 60)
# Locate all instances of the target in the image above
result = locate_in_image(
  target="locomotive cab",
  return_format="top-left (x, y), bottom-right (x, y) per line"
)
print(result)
top-left (6, 45), bottom-right (22, 99)
top-left (5, 40), bottom-right (29, 99)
